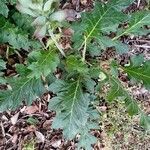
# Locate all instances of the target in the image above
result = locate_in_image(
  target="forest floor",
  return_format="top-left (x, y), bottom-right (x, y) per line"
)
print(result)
top-left (0, 0), bottom-right (150, 150)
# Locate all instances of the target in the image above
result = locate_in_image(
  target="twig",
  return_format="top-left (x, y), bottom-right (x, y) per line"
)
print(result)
top-left (134, 44), bottom-right (150, 49)
top-left (129, 39), bottom-right (150, 43)
top-left (137, 0), bottom-right (141, 8)
top-left (0, 121), bottom-right (5, 137)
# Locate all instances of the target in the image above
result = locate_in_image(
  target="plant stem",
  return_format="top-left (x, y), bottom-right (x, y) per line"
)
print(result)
top-left (82, 36), bottom-right (87, 62)
top-left (112, 31), bottom-right (127, 41)
top-left (48, 29), bottom-right (66, 57)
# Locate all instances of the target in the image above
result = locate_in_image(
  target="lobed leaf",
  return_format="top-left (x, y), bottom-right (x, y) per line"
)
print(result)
top-left (66, 55), bottom-right (89, 74)
top-left (123, 60), bottom-right (150, 89)
top-left (107, 0), bottom-right (135, 11)
top-left (72, 1), bottom-right (128, 49)
top-left (27, 49), bottom-right (60, 78)
top-left (49, 79), bottom-right (90, 139)
top-left (126, 11), bottom-right (150, 35)
top-left (0, 59), bottom-right (6, 71)
top-left (0, 1), bottom-right (9, 17)
top-left (0, 58), bottom-right (6, 84)
top-left (78, 122), bottom-right (98, 150)
top-left (0, 16), bottom-right (32, 50)
top-left (140, 113), bottom-right (150, 131)
top-left (107, 77), bottom-right (139, 115)
top-left (113, 10), bottom-right (150, 40)
top-left (0, 77), bottom-right (45, 111)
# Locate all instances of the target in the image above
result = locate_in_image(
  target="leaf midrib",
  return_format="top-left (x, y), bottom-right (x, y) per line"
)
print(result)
top-left (108, 77), bottom-right (120, 100)
top-left (125, 13), bottom-right (150, 33)
top-left (124, 67), bottom-right (150, 81)
top-left (68, 80), bottom-right (80, 132)
top-left (85, 7), bottom-right (110, 41)
top-left (113, 13), bottom-right (150, 40)
top-left (9, 77), bottom-right (33, 102)
top-left (38, 50), bottom-right (54, 68)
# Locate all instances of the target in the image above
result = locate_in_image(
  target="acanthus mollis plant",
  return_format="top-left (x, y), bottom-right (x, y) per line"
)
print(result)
top-left (0, 0), bottom-right (150, 149)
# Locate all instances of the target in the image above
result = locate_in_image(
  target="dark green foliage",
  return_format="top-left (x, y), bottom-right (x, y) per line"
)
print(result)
top-left (0, 1), bottom-right (9, 18)
top-left (0, 77), bottom-right (45, 111)
top-left (123, 61), bottom-right (150, 89)
top-left (27, 49), bottom-right (60, 78)
top-left (49, 79), bottom-right (90, 139)
top-left (0, 58), bottom-right (6, 84)
top-left (0, 13), bottom-right (41, 51)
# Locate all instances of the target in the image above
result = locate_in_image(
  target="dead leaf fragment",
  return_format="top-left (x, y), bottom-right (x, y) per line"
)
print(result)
top-left (11, 112), bottom-right (19, 125)
top-left (43, 120), bottom-right (52, 130)
top-left (26, 125), bottom-right (36, 132)
top-left (2, 115), bottom-right (8, 121)
top-left (25, 105), bottom-right (39, 114)
top-left (12, 134), bottom-right (18, 144)
top-left (63, 28), bottom-right (74, 37)
top-left (51, 139), bottom-right (61, 148)
top-left (99, 106), bottom-right (107, 112)
top-left (35, 131), bottom-right (45, 143)
top-left (80, 0), bottom-right (87, 5)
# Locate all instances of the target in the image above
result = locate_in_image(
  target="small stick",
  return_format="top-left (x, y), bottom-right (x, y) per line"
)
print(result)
top-left (134, 44), bottom-right (150, 49)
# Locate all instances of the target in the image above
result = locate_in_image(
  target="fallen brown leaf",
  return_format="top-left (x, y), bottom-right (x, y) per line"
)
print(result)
top-left (51, 139), bottom-right (61, 148)
top-left (35, 131), bottom-right (45, 143)
top-left (24, 105), bottom-right (39, 115)
top-left (12, 134), bottom-right (18, 144)
top-left (11, 112), bottom-right (19, 125)
top-left (26, 125), bottom-right (36, 132)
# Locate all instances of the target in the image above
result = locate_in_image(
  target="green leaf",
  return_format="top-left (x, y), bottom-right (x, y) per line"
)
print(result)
top-left (72, 1), bottom-right (127, 49)
top-left (96, 37), bottom-right (129, 54)
top-left (0, 20), bottom-right (30, 50)
top-left (124, 97), bottom-right (139, 116)
top-left (49, 79), bottom-right (90, 139)
top-left (83, 77), bottom-right (96, 93)
top-left (0, 58), bottom-right (6, 84)
top-left (0, 1), bottom-right (9, 17)
top-left (48, 79), bottom-right (66, 93)
top-left (96, 36), bottom-right (115, 49)
top-left (107, 77), bottom-right (125, 102)
top-left (0, 16), bottom-right (40, 51)
top-left (0, 77), bottom-right (45, 111)
top-left (78, 107), bottom-right (99, 150)
top-left (130, 54), bottom-right (144, 67)
top-left (114, 40), bottom-right (129, 54)
top-left (107, 77), bottom-right (139, 115)
top-left (110, 60), bottom-right (119, 77)
top-left (49, 79), bottom-right (99, 148)
top-left (0, 59), bottom-right (6, 71)
top-left (0, 77), bottom-right (6, 84)
top-left (16, 64), bottom-right (31, 76)
top-left (114, 10), bottom-right (150, 39)
top-left (26, 117), bottom-right (39, 125)
top-left (12, 12), bottom-right (34, 33)
top-left (140, 113), bottom-right (150, 131)
top-left (87, 43), bottom-right (102, 57)
top-left (9, 0), bottom-right (17, 5)
top-left (126, 11), bottom-right (150, 35)
top-left (123, 60), bottom-right (150, 89)
top-left (27, 49), bottom-right (59, 78)
top-left (78, 122), bottom-right (98, 150)
top-left (108, 0), bottom-right (134, 11)
top-left (66, 55), bottom-right (89, 74)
